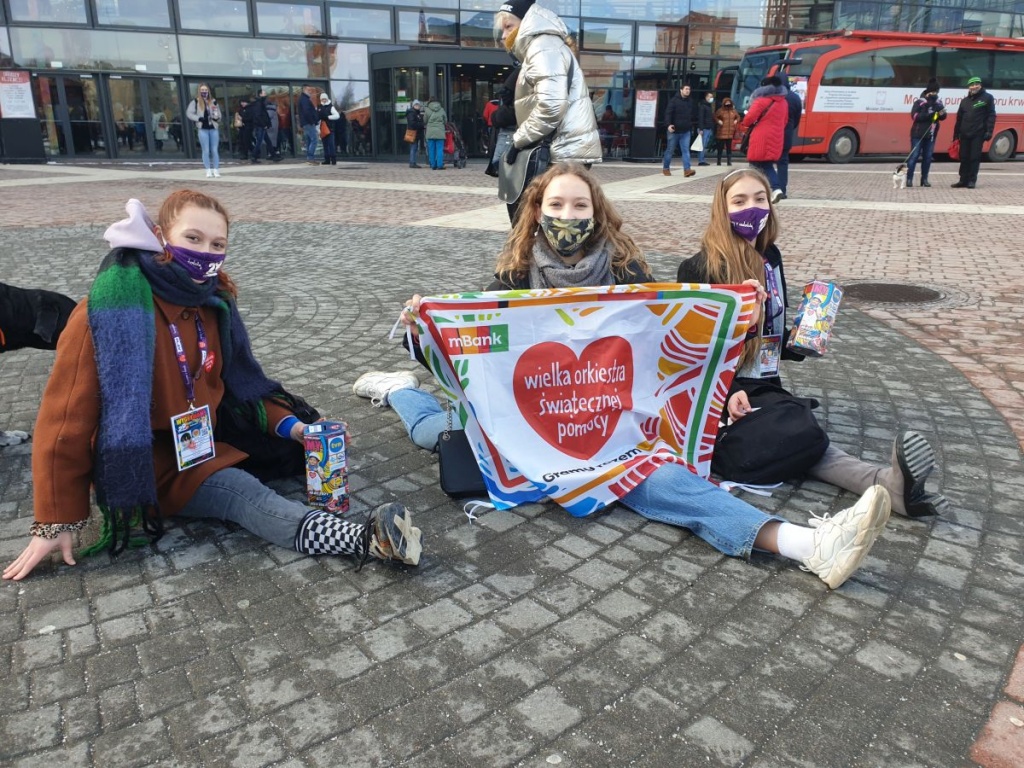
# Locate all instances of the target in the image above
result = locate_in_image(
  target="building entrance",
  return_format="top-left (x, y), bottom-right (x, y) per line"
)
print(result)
top-left (372, 48), bottom-right (511, 160)
top-left (105, 76), bottom-right (186, 158)
top-left (31, 74), bottom-right (106, 159)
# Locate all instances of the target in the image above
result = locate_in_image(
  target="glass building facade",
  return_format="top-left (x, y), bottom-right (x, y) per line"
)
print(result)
top-left (0, 0), bottom-right (1021, 160)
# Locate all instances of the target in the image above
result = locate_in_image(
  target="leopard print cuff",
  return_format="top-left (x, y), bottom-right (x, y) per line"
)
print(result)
top-left (30, 521), bottom-right (88, 539)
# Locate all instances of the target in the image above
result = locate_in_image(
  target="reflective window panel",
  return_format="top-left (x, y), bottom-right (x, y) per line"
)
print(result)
top-left (177, 34), bottom-right (331, 78)
top-left (398, 9), bottom-right (457, 44)
top-left (9, 0), bottom-right (87, 24)
top-left (329, 5), bottom-right (393, 40)
top-left (178, 0), bottom-right (250, 33)
top-left (94, 0), bottom-right (171, 28)
top-left (257, 2), bottom-right (325, 36)
top-left (581, 20), bottom-right (632, 53)
top-left (9, 27), bottom-right (180, 72)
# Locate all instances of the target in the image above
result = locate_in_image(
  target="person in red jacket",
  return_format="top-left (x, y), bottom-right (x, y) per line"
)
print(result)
top-left (741, 76), bottom-right (788, 203)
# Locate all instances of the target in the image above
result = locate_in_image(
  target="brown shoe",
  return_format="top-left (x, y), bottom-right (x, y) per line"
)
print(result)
top-left (684, 169), bottom-right (696, 177)
top-left (662, 169), bottom-right (671, 176)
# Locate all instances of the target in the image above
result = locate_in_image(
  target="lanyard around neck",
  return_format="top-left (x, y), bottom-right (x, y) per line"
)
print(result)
top-left (168, 313), bottom-right (208, 408)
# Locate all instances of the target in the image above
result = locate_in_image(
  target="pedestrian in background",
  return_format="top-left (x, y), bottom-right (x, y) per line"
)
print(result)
top-left (495, 0), bottom-right (601, 200)
top-left (775, 78), bottom-right (802, 200)
top-left (741, 75), bottom-right (788, 203)
top-left (952, 76), bottom-right (995, 189)
top-left (661, 84), bottom-right (696, 177)
top-left (318, 93), bottom-right (341, 165)
top-left (714, 97), bottom-right (740, 166)
top-left (906, 78), bottom-right (946, 187)
top-left (186, 83), bottom-right (220, 178)
top-left (696, 91), bottom-right (715, 166)
top-left (406, 100), bottom-right (425, 168)
top-left (424, 97), bottom-right (448, 170)
top-left (244, 88), bottom-right (271, 164)
top-left (299, 86), bottom-right (320, 165)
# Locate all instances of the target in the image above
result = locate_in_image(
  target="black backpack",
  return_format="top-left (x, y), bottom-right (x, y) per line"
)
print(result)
top-left (712, 382), bottom-right (829, 485)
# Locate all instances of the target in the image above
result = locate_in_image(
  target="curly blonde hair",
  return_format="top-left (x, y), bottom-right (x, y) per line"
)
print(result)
top-left (494, 163), bottom-right (647, 284)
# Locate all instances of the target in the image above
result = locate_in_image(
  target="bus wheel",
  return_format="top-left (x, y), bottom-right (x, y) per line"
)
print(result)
top-left (987, 130), bottom-right (1016, 162)
top-left (826, 128), bottom-right (858, 164)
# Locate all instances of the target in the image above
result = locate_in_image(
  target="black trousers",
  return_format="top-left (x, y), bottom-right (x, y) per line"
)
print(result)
top-left (958, 135), bottom-right (985, 185)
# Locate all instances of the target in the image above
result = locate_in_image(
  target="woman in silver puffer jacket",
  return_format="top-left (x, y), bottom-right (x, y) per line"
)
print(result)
top-left (495, 0), bottom-right (601, 164)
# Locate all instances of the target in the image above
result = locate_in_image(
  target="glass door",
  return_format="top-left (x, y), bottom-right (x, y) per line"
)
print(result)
top-left (32, 74), bottom-right (107, 158)
top-left (105, 76), bottom-right (186, 158)
top-left (447, 63), bottom-right (512, 157)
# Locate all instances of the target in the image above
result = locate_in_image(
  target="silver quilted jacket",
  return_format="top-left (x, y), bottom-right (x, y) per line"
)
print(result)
top-left (510, 6), bottom-right (602, 163)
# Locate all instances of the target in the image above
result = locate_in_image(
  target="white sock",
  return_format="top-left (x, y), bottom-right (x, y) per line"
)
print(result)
top-left (775, 522), bottom-right (815, 562)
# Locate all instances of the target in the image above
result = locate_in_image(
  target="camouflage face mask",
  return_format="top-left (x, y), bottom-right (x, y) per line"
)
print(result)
top-left (539, 214), bottom-right (597, 258)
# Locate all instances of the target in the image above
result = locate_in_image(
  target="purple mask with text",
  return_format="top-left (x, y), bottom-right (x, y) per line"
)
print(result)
top-left (165, 243), bottom-right (225, 281)
top-left (728, 206), bottom-right (770, 242)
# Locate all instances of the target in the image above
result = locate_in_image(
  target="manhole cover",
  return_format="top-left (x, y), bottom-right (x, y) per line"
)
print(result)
top-left (843, 282), bottom-right (943, 303)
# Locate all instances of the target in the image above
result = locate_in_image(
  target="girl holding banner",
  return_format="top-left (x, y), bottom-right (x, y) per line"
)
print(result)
top-left (677, 168), bottom-right (947, 519)
top-left (355, 164), bottom-right (891, 589)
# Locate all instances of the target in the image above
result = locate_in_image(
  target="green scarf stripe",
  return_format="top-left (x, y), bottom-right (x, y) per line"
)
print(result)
top-left (89, 262), bottom-right (155, 312)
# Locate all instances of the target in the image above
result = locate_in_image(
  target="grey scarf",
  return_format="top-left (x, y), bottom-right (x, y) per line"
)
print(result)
top-left (528, 237), bottom-right (614, 289)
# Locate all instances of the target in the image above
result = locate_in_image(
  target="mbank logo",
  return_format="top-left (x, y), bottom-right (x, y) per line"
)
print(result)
top-left (440, 324), bottom-right (509, 355)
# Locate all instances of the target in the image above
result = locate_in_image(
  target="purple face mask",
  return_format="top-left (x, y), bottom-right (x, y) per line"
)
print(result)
top-left (728, 206), bottom-right (770, 242)
top-left (165, 243), bottom-right (226, 281)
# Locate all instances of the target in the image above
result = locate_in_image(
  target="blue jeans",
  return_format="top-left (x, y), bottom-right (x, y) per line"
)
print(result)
top-left (750, 160), bottom-right (780, 190)
top-left (251, 127), bottom-right (266, 160)
top-left (906, 132), bottom-right (935, 183)
top-left (197, 128), bottom-right (219, 170)
top-left (428, 138), bottom-right (444, 169)
top-left (620, 463), bottom-right (783, 557)
top-left (388, 389), bottom-right (780, 557)
top-left (178, 467), bottom-right (311, 550)
top-left (777, 127), bottom-right (794, 193)
top-left (662, 129), bottom-right (691, 171)
top-left (322, 133), bottom-right (335, 163)
top-left (303, 123), bottom-right (319, 161)
top-left (698, 128), bottom-right (713, 163)
top-left (389, 388), bottom-right (447, 450)
top-left (409, 137), bottom-right (419, 165)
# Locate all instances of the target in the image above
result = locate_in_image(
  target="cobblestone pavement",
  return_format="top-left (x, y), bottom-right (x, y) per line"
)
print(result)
top-left (1, 160), bottom-right (1022, 767)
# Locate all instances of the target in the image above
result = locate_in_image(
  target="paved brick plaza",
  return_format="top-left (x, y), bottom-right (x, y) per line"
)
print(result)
top-left (1, 158), bottom-right (1022, 767)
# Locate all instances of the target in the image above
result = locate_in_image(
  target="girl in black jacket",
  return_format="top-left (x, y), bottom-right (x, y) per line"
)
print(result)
top-left (677, 168), bottom-right (947, 518)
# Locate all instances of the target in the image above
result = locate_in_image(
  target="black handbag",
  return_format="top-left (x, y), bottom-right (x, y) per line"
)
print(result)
top-left (437, 400), bottom-right (487, 498)
top-left (485, 128), bottom-right (514, 178)
top-left (711, 383), bottom-right (829, 485)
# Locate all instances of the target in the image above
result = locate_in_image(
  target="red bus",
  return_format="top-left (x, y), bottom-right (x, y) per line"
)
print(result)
top-left (730, 31), bottom-right (1024, 163)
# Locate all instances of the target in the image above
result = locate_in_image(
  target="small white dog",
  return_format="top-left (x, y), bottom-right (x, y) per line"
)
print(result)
top-left (892, 164), bottom-right (907, 189)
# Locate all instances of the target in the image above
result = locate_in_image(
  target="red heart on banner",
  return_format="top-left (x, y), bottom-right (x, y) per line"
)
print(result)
top-left (513, 338), bottom-right (634, 460)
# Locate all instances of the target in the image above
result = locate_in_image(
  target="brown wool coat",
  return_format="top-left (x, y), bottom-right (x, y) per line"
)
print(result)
top-left (32, 297), bottom-right (294, 525)
top-left (715, 105), bottom-right (741, 140)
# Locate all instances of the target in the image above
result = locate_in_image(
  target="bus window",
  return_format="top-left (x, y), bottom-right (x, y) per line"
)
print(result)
top-left (873, 46), bottom-right (935, 88)
top-left (821, 51), bottom-right (879, 86)
top-left (936, 48), bottom-right (994, 90)
top-left (785, 45), bottom-right (838, 79)
top-left (992, 51), bottom-right (1024, 90)
top-left (735, 49), bottom-right (786, 109)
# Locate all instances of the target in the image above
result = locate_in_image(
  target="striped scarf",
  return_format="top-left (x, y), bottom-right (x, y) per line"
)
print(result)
top-left (83, 248), bottom-right (280, 555)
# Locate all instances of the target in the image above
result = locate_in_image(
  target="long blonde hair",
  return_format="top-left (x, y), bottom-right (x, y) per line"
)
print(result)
top-left (699, 168), bottom-right (780, 369)
top-left (195, 83), bottom-right (214, 114)
top-left (495, 163), bottom-right (647, 284)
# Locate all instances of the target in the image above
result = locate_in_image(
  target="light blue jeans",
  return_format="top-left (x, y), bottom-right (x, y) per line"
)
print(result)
top-left (303, 123), bottom-right (319, 161)
top-left (428, 138), bottom-right (444, 169)
top-left (387, 388), bottom-right (780, 557)
top-left (197, 128), bottom-right (219, 170)
top-left (698, 127), bottom-right (713, 163)
top-left (389, 388), bottom-right (447, 450)
top-left (177, 467), bottom-right (311, 549)
top-left (662, 129), bottom-right (691, 171)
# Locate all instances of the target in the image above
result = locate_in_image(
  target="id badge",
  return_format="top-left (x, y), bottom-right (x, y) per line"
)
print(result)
top-left (758, 334), bottom-right (782, 377)
top-left (171, 405), bottom-right (216, 471)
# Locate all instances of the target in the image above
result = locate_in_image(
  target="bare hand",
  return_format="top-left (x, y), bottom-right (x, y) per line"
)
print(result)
top-left (667, 125), bottom-right (675, 133)
top-left (742, 278), bottom-right (767, 327)
top-left (728, 391), bottom-right (753, 421)
top-left (401, 294), bottom-right (423, 337)
top-left (3, 533), bottom-right (76, 581)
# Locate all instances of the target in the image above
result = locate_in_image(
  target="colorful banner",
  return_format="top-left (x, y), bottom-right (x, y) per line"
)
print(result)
top-left (417, 284), bottom-right (755, 516)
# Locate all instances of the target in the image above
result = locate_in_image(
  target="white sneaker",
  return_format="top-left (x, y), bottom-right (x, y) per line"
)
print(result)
top-left (801, 485), bottom-right (890, 589)
top-left (213, 169), bottom-right (221, 178)
top-left (352, 371), bottom-right (419, 407)
top-left (771, 189), bottom-right (783, 204)
top-left (205, 169), bottom-right (213, 178)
